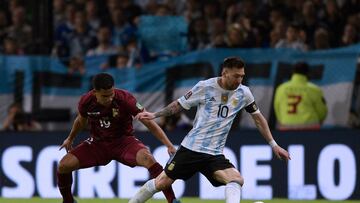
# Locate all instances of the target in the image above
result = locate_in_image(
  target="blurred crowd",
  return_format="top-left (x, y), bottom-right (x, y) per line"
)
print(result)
top-left (1, 0), bottom-right (360, 131)
top-left (0, 0), bottom-right (359, 69)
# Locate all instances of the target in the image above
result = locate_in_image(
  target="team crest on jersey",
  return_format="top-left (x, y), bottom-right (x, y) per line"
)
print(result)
top-left (184, 91), bottom-right (193, 100)
top-left (112, 108), bottom-right (119, 117)
top-left (232, 98), bottom-right (239, 107)
top-left (136, 102), bottom-right (143, 110)
top-left (167, 162), bottom-right (175, 171)
top-left (221, 93), bottom-right (228, 103)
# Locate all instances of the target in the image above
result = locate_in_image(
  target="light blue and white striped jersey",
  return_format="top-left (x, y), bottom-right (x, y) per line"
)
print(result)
top-left (178, 77), bottom-right (259, 155)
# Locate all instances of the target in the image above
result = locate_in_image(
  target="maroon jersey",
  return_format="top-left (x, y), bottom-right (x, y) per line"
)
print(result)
top-left (78, 89), bottom-right (143, 140)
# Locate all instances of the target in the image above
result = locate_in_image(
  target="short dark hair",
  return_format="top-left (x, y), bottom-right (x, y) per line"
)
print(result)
top-left (222, 57), bottom-right (245, 69)
top-left (293, 62), bottom-right (309, 75)
top-left (92, 73), bottom-right (114, 90)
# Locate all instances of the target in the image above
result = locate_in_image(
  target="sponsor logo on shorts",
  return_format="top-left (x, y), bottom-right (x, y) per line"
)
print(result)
top-left (167, 162), bottom-right (175, 171)
top-left (85, 137), bottom-right (94, 144)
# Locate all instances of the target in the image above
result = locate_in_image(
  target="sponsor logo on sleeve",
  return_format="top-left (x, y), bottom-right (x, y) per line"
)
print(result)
top-left (136, 102), bottom-right (143, 110)
top-left (184, 91), bottom-right (193, 100)
top-left (167, 162), bottom-right (176, 171)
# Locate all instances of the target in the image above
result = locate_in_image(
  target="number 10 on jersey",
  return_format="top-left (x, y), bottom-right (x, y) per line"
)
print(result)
top-left (217, 104), bottom-right (229, 118)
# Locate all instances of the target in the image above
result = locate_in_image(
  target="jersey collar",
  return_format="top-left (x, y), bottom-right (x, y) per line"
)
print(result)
top-left (291, 73), bottom-right (308, 83)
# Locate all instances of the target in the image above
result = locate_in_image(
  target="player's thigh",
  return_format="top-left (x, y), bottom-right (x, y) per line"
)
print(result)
top-left (70, 140), bottom-right (111, 169)
top-left (112, 136), bottom-right (151, 167)
top-left (201, 154), bottom-right (240, 186)
top-left (164, 146), bottom-right (203, 181)
top-left (213, 168), bottom-right (243, 186)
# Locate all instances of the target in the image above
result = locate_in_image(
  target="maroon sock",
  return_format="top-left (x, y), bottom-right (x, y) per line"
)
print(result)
top-left (148, 162), bottom-right (176, 203)
top-left (57, 171), bottom-right (74, 203)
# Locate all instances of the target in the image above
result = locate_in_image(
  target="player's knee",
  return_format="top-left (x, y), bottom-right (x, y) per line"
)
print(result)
top-left (58, 159), bottom-right (70, 173)
top-left (155, 174), bottom-right (173, 191)
top-left (155, 180), bottom-right (166, 191)
top-left (231, 175), bottom-right (244, 186)
top-left (229, 173), bottom-right (244, 186)
top-left (58, 155), bottom-right (78, 173)
top-left (239, 177), bottom-right (244, 186)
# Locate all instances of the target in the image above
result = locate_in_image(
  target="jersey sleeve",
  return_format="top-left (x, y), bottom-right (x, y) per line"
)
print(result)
top-left (243, 87), bottom-right (260, 114)
top-left (124, 92), bottom-right (144, 116)
top-left (178, 81), bottom-right (204, 110)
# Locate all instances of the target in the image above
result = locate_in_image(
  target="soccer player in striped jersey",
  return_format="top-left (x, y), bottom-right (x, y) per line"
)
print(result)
top-left (129, 57), bottom-right (290, 203)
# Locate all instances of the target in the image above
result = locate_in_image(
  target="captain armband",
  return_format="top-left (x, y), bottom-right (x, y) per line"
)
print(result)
top-left (244, 101), bottom-right (259, 113)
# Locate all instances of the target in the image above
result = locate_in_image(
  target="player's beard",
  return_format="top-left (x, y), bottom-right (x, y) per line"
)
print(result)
top-left (229, 82), bottom-right (240, 90)
top-left (101, 100), bottom-right (112, 106)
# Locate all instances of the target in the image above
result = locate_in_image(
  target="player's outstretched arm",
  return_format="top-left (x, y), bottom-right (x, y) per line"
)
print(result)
top-left (59, 113), bottom-right (87, 152)
top-left (135, 111), bottom-right (156, 120)
top-left (251, 112), bottom-right (291, 161)
top-left (136, 101), bottom-right (184, 120)
top-left (154, 101), bottom-right (184, 118)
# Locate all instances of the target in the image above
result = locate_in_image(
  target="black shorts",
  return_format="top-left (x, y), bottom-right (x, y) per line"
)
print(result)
top-left (164, 146), bottom-right (234, 187)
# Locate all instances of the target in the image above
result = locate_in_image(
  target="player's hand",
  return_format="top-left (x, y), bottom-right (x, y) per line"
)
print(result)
top-left (167, 145), bottom-right (177, 156)
top-left (59, 137), bottom-right (74, 153)
top-left (135, 112), bottom-right (156, 120)
top-left (272, 146), bottom-right (291, 161)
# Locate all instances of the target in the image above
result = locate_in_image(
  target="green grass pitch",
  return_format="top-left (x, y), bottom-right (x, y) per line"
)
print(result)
top-left (1, 198), bottom-right (360, 203)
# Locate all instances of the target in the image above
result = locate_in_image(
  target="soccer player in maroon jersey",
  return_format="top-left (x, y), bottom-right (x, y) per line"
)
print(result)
top-left (56, 73), bottom-right (179, 203)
